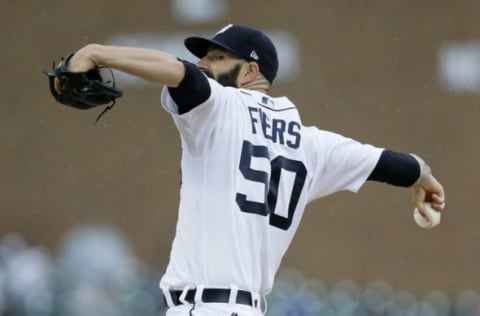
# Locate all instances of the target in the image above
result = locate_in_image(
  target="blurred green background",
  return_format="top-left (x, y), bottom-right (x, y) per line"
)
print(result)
top-left (1, 0), bottom-right (479, 311)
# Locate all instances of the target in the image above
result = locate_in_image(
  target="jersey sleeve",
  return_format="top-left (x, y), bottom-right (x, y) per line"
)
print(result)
top-left (304, 127), bottom-right (383, 202)
top-left (161, 78), bottom-right (234, 156)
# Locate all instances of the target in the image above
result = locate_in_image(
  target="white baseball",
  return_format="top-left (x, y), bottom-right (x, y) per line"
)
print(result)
top-left (413, 202), bottom-right (441, 229)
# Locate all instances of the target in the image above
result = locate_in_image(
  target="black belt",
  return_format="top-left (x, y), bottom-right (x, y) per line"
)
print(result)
top-left (166, 288), bottom-right (257, 307)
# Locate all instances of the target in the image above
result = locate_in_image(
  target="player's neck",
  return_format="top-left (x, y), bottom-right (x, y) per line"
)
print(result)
top-left (239, 78), bottom-right (270, 93)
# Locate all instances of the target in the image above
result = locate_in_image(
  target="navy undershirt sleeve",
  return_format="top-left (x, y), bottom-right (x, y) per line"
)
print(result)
top-left (367, 149), bottom-right (420, 187)
top-left (168, 60), bottom-right (211, 114)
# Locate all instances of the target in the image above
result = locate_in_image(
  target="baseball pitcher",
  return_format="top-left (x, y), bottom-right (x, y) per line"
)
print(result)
top-left (46, 24), bottom-right (446, 316)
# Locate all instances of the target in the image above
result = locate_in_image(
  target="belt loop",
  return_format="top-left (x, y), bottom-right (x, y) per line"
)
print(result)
top-left (162, 288), bottom-right (174, 308)
top-left (229, 285), bottom-right (238, 304)
top-left (252, 292), bottom-right (261, 310)
top-left (179, 285), bottom-right (194, 305)
top-left (194, 285), bottom-right (204, 304)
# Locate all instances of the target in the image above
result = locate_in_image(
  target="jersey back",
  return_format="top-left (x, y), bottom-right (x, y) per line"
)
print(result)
top-left (160, 79), bottom-right (381, 294)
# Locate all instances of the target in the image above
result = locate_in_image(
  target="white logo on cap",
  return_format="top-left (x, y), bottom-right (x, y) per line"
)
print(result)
top-left (250, 50), bottom-right (259, 60)
top-left (216, 24), bottom-right (233, 35)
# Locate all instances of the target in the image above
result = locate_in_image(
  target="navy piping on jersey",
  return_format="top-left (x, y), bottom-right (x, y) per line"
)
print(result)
top-left (240, 90), bottom-right (295, 112)
top-left (367, 149), bottom-right (420, 187)
top-left (256, 103), bottom-right (296, 112)
top-left (168, 59), bottom-right (211, 114)
top-left (240, 90), bottom-right (252, 96)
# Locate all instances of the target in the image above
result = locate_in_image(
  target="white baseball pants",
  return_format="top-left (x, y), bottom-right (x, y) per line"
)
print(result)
top-left (166, 303), bottom-right (263, 316)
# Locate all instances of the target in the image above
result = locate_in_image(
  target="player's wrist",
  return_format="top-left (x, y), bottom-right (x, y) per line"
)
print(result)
top-left (411, 154), bottom-right (431, 188)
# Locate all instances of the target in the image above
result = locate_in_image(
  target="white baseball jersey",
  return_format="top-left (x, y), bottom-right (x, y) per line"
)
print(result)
top-left (159, 78), bottom-right (382, 295)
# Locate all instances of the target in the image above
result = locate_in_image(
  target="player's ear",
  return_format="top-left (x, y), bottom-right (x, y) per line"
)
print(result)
top-left (240, 61), bottom-right (260, 84)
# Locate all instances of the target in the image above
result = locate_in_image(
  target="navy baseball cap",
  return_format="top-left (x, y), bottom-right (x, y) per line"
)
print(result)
top-left (185, 24), bottom-right (279, 83)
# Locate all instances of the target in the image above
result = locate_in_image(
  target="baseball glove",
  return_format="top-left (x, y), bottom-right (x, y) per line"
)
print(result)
top-left (45, 53), bottom-right (123, 122)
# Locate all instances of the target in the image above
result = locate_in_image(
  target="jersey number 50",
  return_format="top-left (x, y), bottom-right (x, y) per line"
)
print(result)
top-left (236, 140), bottom-right (307, 231)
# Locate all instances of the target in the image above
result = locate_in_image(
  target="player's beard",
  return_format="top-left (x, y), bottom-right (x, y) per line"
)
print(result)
top-left (205, 63), bottom-right (243, 88)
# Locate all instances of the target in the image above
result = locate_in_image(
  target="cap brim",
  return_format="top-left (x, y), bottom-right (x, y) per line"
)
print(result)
top-left (185, 36), bottom-right (237, 59)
